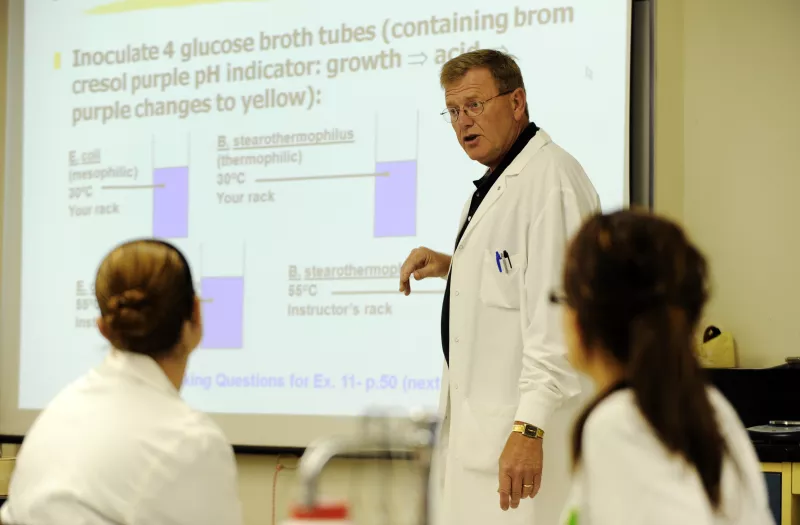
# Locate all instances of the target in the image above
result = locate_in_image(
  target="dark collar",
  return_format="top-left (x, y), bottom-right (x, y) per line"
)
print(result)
top-left (473, 122), bottom-right (539, 188)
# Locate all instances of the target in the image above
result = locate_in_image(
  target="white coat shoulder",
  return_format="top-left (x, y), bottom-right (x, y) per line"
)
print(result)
top-left (0, 353), bottom-right (243, 525)
top-left (572, 387), bottom-right (774, 525)
top-left (511, 130), bottom-right (601, 214)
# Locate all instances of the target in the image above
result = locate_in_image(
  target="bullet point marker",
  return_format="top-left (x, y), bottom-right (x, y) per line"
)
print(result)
top-left (54, 52), bottom-right (61, 70)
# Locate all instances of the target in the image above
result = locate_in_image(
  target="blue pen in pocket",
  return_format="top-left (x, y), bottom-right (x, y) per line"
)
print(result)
top-left (495, 251), bottom-right (503, 272)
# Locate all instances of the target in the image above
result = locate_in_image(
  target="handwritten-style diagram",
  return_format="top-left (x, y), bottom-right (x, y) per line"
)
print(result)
top-left (256, 113), bottom-right (419, 239)
top-left (153, 165), bottom-right (189, 238)
top-left (99, 135), bottom-right (191, 238)
top-left (197, 244), bottom-right (245, 350)
top-left (373, 159), bottom-right (417, 237)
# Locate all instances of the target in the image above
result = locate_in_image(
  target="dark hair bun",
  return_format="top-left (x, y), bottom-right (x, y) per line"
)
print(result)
top-left (96, 240), bottom-right (196, 357)
top-left (105, 289), bottom-right (151, 338)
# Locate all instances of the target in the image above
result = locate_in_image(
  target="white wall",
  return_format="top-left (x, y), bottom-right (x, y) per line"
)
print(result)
top-left (682, 0), bottom-right (800, 368)
top-left (655, 0), bottom-right (800, 368)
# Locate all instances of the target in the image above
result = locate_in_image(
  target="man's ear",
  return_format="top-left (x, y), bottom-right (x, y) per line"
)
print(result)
top-left (512, 88), bottom-right (527, 120)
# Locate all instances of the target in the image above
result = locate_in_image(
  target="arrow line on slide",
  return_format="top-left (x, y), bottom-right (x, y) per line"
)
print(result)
top-left (408, 52), bottom-right (427, 66)
top-left (101, 184), bottom-right (165, 190)
top-left (332, 290), bottom-right (445, 295)
top-left (255, 172), bottom-right (389, 183)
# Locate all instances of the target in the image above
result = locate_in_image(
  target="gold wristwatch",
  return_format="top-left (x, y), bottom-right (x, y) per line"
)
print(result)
top-left (512, 422), bottom-right (545, 439)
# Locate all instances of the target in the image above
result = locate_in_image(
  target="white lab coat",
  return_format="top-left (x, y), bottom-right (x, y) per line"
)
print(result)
top-left (558, 387), bottom-right (775, 525)
top-left (0, 350), bottom-right (243, 525)
top-left (432, 129), bottom-right (600, 525)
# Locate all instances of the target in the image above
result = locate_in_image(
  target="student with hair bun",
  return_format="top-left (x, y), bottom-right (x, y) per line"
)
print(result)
top-left (1, 240), bottom-right (243, 525)
top-left (555, 211), bottom-right (773, 525)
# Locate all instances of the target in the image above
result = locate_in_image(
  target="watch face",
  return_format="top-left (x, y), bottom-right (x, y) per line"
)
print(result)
top-left (521, 424), bottom-right (542, 438)
top-left (513, 424), bottom-right (543, 438)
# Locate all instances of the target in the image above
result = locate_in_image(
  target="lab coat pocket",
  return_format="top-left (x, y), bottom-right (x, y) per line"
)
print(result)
top-left (479, 251), bottom-right (523, 310)
top-left (458, 400), bottom-right (518, 473)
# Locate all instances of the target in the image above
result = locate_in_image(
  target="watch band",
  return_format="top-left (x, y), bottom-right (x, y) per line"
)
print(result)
top-left (512, 423), bottom-right (545, 439)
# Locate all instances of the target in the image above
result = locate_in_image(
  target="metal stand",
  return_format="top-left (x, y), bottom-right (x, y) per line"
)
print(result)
top-left (296, 410), bottom-right (439, 525)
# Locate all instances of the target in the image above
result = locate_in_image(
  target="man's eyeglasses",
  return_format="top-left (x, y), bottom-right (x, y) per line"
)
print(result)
top-left (440, 91), bottom-right (513, 123)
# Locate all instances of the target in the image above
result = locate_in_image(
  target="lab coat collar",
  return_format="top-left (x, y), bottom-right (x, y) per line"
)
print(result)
top-left (459, 129), bottom-right (552, 241)
top-left (471, 122), bottom-right (540, 188)
top-left (503, 129), bottom-right (552, 177)
top-left (101, 349), bottom-right (180, 397)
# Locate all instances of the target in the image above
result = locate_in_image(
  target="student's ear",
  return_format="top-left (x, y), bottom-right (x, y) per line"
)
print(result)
top-left (96, 317), bottom-right (112, 343)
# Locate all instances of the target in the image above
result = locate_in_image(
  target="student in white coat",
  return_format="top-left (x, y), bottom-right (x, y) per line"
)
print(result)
top-left (399, 50), bottom-right (600, 525)
top-left (554, 210), bottom-right (774, 524)
top-left (0, 240), bottom-right (243, 525)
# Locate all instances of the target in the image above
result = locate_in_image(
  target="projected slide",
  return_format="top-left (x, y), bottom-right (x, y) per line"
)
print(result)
top-left (19, 0), bottom-right (630, 417)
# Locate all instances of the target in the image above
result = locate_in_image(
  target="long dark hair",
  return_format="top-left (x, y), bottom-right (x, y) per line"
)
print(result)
top-left (564, 210), bottom-right (727, 509)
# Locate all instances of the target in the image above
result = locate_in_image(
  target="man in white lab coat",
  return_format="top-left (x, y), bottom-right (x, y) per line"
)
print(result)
top-left (399, 50), bottom-right (600, 524)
